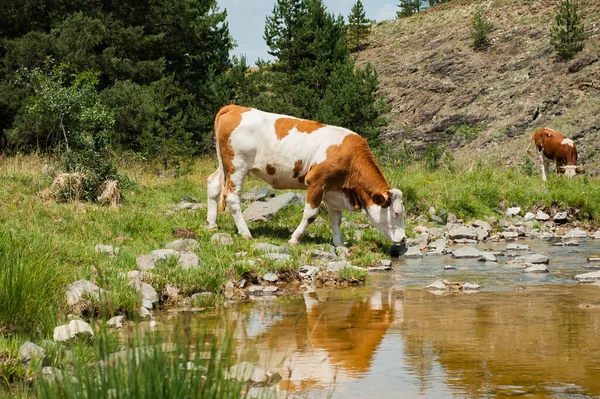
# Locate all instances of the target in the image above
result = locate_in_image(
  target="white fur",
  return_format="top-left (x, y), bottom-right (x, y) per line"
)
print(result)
top-left (561, 138), bottom-right (574, 147)
top-left (208, 108), bottom-right (407, 246)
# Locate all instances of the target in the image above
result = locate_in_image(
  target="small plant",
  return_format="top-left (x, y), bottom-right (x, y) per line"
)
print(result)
top-left (550, 0), bottom-right (586, 61)
top-left (424, 144), bottom-right (446, 171)
top-left (471, 8), bottom-right (492, 50)
top-left (521, 156), bottom-right (535, 176)
top-left (451, 124), bottom-right (483, 141)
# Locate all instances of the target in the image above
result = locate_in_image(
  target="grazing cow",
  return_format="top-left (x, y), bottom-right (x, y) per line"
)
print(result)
top-left (206, 105), bottom-right (406, 247)
top-left (526, 128), bottom-right (580, 181)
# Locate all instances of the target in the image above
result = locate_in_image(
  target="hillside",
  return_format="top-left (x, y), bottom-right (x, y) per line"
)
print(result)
top-left (358, 0), bottom-right (600, 174)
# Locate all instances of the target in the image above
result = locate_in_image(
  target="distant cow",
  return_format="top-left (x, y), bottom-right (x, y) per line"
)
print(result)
top-left (206, 105), bottom-right (406, 247)
top-left (526, 128), bottom-right (581, 181)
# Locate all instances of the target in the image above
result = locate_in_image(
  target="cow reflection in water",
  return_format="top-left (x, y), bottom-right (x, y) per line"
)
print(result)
top-left (233, 289), bottom-right (403, 391)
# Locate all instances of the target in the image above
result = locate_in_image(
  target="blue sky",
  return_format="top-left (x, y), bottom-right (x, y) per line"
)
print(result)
top-left (218, 0), bottom-right (398, 65)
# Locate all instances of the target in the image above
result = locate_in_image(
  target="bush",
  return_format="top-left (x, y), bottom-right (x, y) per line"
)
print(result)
top-left (471, 8), bottom-right (492, 50)
top-left (550, 0), bottom-right (586, 61)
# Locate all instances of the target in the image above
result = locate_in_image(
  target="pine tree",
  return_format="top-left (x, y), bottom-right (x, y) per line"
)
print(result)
top-left (550, 0), bottom-right (586, 61)
top-left (347, 0), bottom-right (371, 53)
top-left (471, 8), bottom-right (492, 50)
top-left (397, 0), bottom-right (422, 18)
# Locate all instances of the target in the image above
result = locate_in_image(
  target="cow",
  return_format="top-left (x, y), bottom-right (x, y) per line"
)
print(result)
top-left (526, 127), bottom-right (581, 181)
top-left (206, 105), bottom-right (406, 247)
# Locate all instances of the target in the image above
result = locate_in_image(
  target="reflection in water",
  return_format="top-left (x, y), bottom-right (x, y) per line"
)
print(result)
top-left (168, 240), bottom-right (600, 398)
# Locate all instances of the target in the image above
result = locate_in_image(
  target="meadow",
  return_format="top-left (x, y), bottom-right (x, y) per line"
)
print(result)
top-left (1, 152), bottom-right (599, 396)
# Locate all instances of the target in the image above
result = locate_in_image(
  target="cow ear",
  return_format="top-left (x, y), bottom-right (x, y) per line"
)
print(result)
top-left (372, 192), bottom-right (391, 208)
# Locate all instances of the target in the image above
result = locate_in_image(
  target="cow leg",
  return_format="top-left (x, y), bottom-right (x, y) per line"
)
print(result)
top-left (226, 169), bottom-right (252, 239)
top-left (289, 185), bottom-right (323, 245)
top-left (206, 168), bottom-right (221, 229)
top-left (327, 207), bottom-right (344, 247)
top-left (538, 150), bottom-right (548, 181)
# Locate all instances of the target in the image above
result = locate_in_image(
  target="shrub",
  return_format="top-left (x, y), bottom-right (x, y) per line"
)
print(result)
top-left (550, 0), bottom-right (586, 61)
top-left (471, 8), bottom-right (492, 50)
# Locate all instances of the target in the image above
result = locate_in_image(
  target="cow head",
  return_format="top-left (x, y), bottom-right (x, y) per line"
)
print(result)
top-left (559, 165), bottom-right (584, 178)
top-left (366, 188), bottom-right (406, 244)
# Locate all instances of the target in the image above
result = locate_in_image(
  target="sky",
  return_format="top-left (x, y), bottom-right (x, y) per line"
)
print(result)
top-left (218, 0), bottom-right (398, 65)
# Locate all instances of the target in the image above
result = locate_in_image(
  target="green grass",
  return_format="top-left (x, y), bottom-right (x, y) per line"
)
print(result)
top-left (1, 153), bottom-right (600, 396)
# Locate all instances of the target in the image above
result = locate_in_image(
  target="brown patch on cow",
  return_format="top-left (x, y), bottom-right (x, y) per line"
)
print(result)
top-left (292, 160), bottom-right (303, 178)
top-left (303, 134), bottom-right (390, 209)
top-left (266, 164), bottom-right (276, 175)
top-left (529, 127), bottom-right (578, 171)
top-left (274, 118), bottom-right (325, 139)
top-left (214, 105), bottom-right (251, 202)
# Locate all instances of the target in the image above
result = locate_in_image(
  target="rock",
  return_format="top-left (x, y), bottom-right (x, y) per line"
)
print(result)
top-left (243, 192), bottom-right (304, 222)
top-left (299, 265), bottom-right (319, 278)
top-left (473, 219), bottom-right (492, 233)
top-left (248, 285), bottom-right (264, 295)
top-left (553, 212), bottom-right (568, 223)
top-left (428, 238), bottom-right (448, 253)
top-left (263, 286), bottom-right (278, 294)
top-left (514, 254), bottom-right (550, 264)
top-left (444, 265), bottom-right (457, 270)
top-left (150, 249), bottom-right (180, 262)
top-left (478, 252), bottom-right (497, 262)
top-left (95, 244), bottom-right (119, 256)
top-left (563, 228), bottom-right (587, 239)
top-left (262, 272), bottom-right (279, 282)
top-left (448, 226), bottom-right (479, 241)
top-left (592, 230), bottom-right (600, 240)
top-left (381, 259), bottom-right (392, 267)
top-left (165, 238), bottom-right (200, 251)
top-left (424, 228), bottom-right (443, 239)
top-left (139, 307), bottom-right (151, 318)
top-left (53, 320), bottom-right (94, 341)
top-left (415, 233), bottom-right (430, 249)
top-left (501, 231), bottom-right (519, 240)
top-left (452, 246), bottom-right (482, 259)
top-left (19, 342), bottom-right (46, 365)
top-left (535, 210), bottom-right (550, 221)
top-left (254, 243), bottom-right (290, 254)
top-left (523, 212), bottom-right (535, 221)
top-left (178, 251), bottom-right (201, 269)
top-left (588, 256), bottom-right (600, 263)
top-left (506, 243), bottom-right (530, 251)
top-left (262, 253), bottom-right (291, 261)
top-left (137, 255), bottom-right (155, 271)
top-left (425, 280), bottom-right (447, 290)
top-left (368, 265), bottom-right (393, 272)
top-left (172, 201), bottom-right (195, 211)
top-left (506, 207), bottom-right (521, 217)
top-left (65, 280), bottom-right (103, 306)
top-left (414, 225), bottom-right (428, 234)
top-left (524, 264), bottom-right (549, 273)
top-left (210, 233), bottom-right (234, 245)
top-left (129, 280), bottom-right (158, 307)
top-left (462, 282), bottom-right (481, 290)
top-left (574, 270), bottom-right (600, 282)
top-left (242, 186), bottom-right (276, 202)
top-left (326, 261), bottom-right (352, 272)
top-left (403, 246), bottom-right (423, 258)
top-left (305, 249), bottom-right (337, 263)
top-left (107, 316), bottom-right (126, 329)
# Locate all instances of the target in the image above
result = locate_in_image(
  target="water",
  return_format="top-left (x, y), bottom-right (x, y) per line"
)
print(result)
top-left (162, 239), bottom-right (600, 398)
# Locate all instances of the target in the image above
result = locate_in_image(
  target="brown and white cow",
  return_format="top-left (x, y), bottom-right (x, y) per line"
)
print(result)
top-left (526, 128), bottom-right (580, 181)
top-left (206, 105), bottom-right (406, 247)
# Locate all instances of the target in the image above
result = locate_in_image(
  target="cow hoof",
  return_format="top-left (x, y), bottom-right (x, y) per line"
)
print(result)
top-left (242, 233), bottom-right (253, 240)
top-left (288, 238), bottom-right (300, 245)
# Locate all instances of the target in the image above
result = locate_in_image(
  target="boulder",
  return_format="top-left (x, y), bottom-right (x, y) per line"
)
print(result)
top-left (403, 246), bottom-right (423, 258)
top-left (514, 254), bottom-right (550, 264)
top-left (448, 226), bottom-right (479, 241)
top-left (19, 342), bottom-right (46, 365)
top-left (107, 316), bottom-right (126, 329)
top-left (506, 207), bottom-right (521, 217)
top-left (535, 210), bottom-right (550, 221)
top-left (165, 238), bottom-right (199, 251)
top-left (563, 228), bottom-right (587, 239)
top-left (65, 280), bottom-right (103, 306)
top-left (452, 246), bottom-right (482, 259)
top-left (53, 320), bottom-right (94, 342)
top-left (243, 192), bottom-right (304, 222)
top-left (210, 233), bottom-right (234, 245)
top-left (553, 212), bottom-right (568, 223)
top-left (524, 264), bottom-right (549, 273)
top-left (574, 270), bottom-right (600, 283)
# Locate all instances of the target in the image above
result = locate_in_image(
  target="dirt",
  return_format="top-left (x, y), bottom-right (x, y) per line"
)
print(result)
top-left (357, 0), bottom-right (600, 173)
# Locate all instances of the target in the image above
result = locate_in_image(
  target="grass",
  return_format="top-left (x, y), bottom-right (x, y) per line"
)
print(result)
top-left (1, 153), bottom-right (600, 396)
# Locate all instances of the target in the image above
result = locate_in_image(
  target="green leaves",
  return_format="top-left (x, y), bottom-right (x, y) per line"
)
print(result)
top-left (550, 0), bottom-right (586, 61)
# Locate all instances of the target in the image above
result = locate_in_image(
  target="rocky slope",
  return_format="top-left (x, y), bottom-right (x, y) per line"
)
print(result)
top-left (358, 0), bottom-right (600, 173)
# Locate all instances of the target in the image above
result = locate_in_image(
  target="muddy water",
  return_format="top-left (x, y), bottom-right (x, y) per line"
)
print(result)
top-left (173, 239), bottom-right (600, 398)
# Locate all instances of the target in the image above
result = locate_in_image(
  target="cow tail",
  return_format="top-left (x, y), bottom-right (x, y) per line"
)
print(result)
top-left (214, 106), bottom-right (230, 213)
top-left (526, 134), bottom-right (535, 155)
